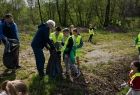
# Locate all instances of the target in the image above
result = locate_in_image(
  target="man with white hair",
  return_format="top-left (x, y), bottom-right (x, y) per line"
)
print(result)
top-left (31, 20), bottom-right (56, 78)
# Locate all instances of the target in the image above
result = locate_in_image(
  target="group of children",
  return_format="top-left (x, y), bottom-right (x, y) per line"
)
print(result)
top-left (49, 25), bottom-right (83, 81)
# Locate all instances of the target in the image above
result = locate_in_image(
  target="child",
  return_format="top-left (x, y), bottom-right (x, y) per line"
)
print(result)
top-left (69, 25), bottom-right (74, 35)
top-left (62, 28), bottom-right (79, 81)
top-left (88, 24), bottom-right (95, 43)
top-left (0, 80), bottom-right (28, 95)
top-left (126, 61), bottom-right (140, 95)
top-left (72, 28), bottom-right (83, 73)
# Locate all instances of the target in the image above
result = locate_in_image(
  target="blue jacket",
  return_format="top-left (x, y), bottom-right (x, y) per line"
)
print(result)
top-left (0, 20), bottom-right (5, 40)
top-left (3, 21), bottom-right (19, 41)
top-left (31, 23), bottom-right (55, 49)
top-left (0, 20), bottom-right (19, 41)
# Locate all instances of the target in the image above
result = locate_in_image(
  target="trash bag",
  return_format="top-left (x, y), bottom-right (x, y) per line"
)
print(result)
top-left (3, 39), bottom-right (19, 69)
top-left (46, 50), bottom-right (63, 78)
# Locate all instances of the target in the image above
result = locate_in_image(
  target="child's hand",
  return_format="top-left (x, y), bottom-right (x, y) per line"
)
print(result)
top-left (129, 70), bottom-right (135, 78)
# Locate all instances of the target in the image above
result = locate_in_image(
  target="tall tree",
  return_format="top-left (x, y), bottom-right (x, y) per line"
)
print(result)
top-left (104, 0), bottom-right (111, 27)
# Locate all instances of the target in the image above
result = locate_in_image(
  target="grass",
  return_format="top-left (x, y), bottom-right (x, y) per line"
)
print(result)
top-left (28, 74), bottom-right (87, 95)
top-left (0, 29), bottom-right (140, 95)
top-left (117, 87), bottom-right (129, 95)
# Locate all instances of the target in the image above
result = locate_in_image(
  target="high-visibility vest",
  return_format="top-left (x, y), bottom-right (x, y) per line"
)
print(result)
top-left (62, 36), bottom-right (71, 52)
top-left (76, 35), bottom-right (82, 46)
top-left (130, 73), bottom-right (140, 85)
top-left (63, 35), bottom-right (76, 64)
top-left (89, 29), bottom-right (94, 35)
top-left (137, 34), bottom-right (140, 47)
top-left (50, 32), bottom-right (63, 43)
top-left (73, 35), bottom-right (82, 57)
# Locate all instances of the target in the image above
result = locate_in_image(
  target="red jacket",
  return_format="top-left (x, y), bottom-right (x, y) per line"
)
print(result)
top-left (129, 73), bottom-right (140, 91)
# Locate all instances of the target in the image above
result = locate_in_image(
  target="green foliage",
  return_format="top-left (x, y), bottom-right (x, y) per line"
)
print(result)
top-left (117, 87), bottom-right (129, 95)
top-left (29, 75), bottom-right (55, 95)
top-left (0, 0), bottom-right (139, 28)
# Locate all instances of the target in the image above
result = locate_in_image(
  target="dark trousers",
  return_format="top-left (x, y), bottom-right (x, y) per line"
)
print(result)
top-left (32, 47), bottom-right (45, 76)
top-left (88, 34), bottom-right (93, 42)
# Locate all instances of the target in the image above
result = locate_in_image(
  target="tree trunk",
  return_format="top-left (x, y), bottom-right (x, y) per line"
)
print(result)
top-left (63, 0), bottom-right (68, 26)
top-left (94, 0), bottom-right (104, 26)
top-left (56, 0), bottom-right (62, 25)
top-left (104, 0), bottom-right (111, 27)
top-left (30, 7), bottom-right (35, 25)
top-left (48, 0), bottom-right (51, 18)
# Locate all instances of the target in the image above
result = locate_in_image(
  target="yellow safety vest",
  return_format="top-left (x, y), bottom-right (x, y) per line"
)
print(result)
top-left (50, 32), bottom-right (63, 43)
top-left (89, 29), bottom-right (94, 35)
top-left (76, 35), bottom-right (82, 46)
top-left (63, 35), bottom-right (76, 64)
top-left (137, 34), bottom-right (140, 47)
top-left (130, 73), bottom-right (140, 84)
top-left (62, 36), bottom-right (71, 52)
top-left (72, 35), bottom-right (82, 57)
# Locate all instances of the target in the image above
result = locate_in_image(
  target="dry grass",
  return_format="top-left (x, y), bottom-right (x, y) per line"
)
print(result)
top-left (0, 30), bottom-right (139, 95)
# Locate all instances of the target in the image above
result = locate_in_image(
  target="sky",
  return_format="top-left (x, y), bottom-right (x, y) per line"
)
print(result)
top-left (25, 0), bottom-right (36, 7)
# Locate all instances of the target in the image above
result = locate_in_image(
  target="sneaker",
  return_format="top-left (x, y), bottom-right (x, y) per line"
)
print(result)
top-left (74, 72), bottom-right (81, 79)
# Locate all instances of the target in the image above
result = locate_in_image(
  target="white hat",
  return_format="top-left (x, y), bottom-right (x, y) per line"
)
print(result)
top-left (46, 20), bottom-right (55, 27)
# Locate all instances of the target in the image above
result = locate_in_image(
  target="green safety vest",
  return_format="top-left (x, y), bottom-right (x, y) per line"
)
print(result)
top-left (76, 35), bottom-right (82, 46)
top-left (63, 35), bottom-right (76, 52)
top-left (50, 32), bottom-right (63, 43)
top-left (63, 36), bottom-right (71, 52)
top-left (136, 33), bottom-right (140, 47)
top-left (50, 32), bottom-right (63, 51)
top-left (89, 29), bottom-right (95, 35)
top-left (63, 35), bottom-right (76, 64)
top-left (75, 35), bottom-right (82, 57)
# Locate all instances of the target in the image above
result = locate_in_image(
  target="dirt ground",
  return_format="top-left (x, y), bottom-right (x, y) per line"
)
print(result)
top-left (0, 32), bottom-right (138, 95)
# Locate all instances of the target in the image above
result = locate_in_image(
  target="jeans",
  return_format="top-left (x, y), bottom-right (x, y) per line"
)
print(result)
top-left (64, 54), bottom-right (78, 75)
